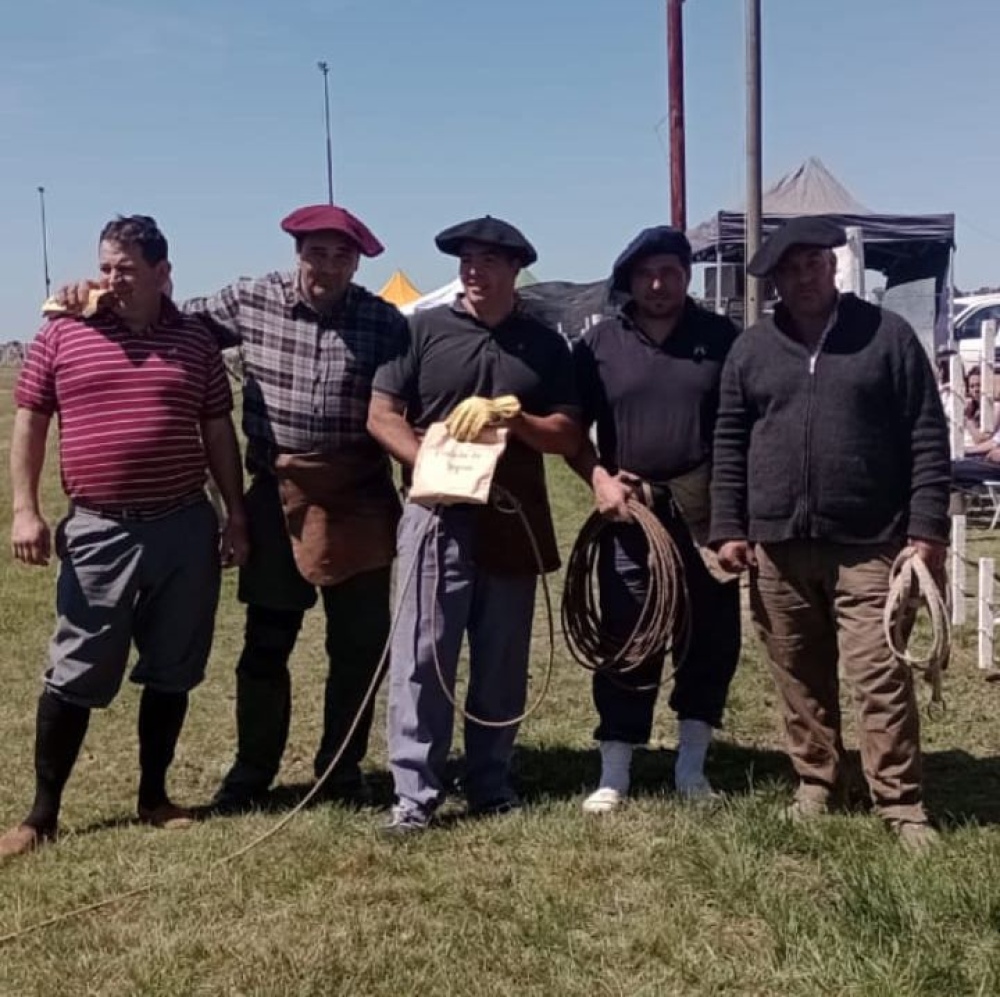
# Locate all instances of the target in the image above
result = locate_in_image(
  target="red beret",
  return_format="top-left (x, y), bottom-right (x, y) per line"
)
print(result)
top-left (280, 205), bottom-right (384, 257)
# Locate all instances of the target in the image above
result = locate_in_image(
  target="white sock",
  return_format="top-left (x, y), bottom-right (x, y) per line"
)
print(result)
top-left (675, 719), bottom-right (713, 790)
top-left (597, 740), bottom-right (633, 796)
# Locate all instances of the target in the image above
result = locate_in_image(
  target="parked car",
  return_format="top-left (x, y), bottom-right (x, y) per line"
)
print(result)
top-left (955, 294), bottom-right (1000, 368)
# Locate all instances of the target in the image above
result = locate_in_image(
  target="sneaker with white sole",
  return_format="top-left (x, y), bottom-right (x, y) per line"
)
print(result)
top-left (582, 787), bottom-right (625, 814)
top-left (380, 806), bottom-right (430, 838)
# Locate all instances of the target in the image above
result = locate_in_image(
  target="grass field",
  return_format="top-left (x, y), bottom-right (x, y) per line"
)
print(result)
top-left (2, 366), bottom-right (1000, 996)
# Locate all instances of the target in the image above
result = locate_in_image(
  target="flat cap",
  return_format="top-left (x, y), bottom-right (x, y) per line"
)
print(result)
top-left (747, 216), bottom-right (846, 277)
top-left (280, 205), bottom-right (384, 257)
top-left (611, 226), bottom-right (692, 293)
top-left (434, 216), bottom-right (537, 266)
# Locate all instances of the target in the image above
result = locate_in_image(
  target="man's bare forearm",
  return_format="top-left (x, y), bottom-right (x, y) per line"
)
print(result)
top-left (368, 394), bottom-right (421, 468)
top-left (10, 409), bottom-right (50, 515)
top-left (200, 416), bottom-right (246, 517)
top-left (508, 411), bottom-right (583, 457)
top-left (565, 437), bottom-right (603, 485)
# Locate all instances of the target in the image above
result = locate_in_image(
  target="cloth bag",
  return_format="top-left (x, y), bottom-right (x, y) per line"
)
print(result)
top-left (409, 422), bottom-right (508, 507)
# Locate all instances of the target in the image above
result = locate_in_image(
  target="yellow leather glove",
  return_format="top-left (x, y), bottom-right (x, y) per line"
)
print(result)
top-left (41, 288), bottom-right (108, 318)
top-left (490, 395), bottom-right (522, 421)
top-left (445, 395), bottom-right (522, 442)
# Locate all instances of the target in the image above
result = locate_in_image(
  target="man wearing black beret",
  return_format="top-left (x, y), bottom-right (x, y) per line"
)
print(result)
top-left (568, 225), bottom-right (741, 812)
top-left (710, 216), bottom-right (950, 850)
top-left (368, 216), bottom-right (583, 833)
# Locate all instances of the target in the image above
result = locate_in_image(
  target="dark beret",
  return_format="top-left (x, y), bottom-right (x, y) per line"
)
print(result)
top-left (280, 205), bottom-right (384, 257)
top-left (747, 216), bottom-right (846, 277)
top-left (611, 226), bottom-right (692, 293)
top-left (434, 216), bottom-right (537, 267)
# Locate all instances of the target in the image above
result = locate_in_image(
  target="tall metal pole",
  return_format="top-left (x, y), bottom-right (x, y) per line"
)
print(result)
top-left (744, 0), bottom-right (763, 328)
top-left (666, 0), bottom-right (687, 231)
top-left (317, 61), bottom-right (334, 204)
top-left (37, 185), bottom-right (51, 298)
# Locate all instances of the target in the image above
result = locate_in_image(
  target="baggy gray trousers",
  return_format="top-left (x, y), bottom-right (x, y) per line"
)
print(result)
top-left (387, 502), bottom-right (537, 817)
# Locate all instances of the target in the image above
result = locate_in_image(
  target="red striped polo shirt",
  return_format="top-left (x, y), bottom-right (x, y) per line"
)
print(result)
top-left (16, 300), bottom-right (233, 510)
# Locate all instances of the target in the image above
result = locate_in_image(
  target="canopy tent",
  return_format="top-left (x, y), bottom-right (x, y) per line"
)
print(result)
top-left (687, 157), bottom-right (955, 292)
top-left (378, 270), bottom-right (423, 308)
top-left (519, 280), bottom-right (614, 341)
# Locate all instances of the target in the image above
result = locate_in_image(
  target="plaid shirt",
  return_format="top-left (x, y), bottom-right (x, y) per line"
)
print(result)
top-left (183, 272), bottom-right (408, 472)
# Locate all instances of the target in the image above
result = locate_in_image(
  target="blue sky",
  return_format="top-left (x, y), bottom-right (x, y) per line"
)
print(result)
top-left (2, 0), bottom-right (997, 337)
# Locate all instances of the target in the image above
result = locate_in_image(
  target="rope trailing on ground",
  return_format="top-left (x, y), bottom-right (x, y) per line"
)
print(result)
top-left (1, 489), bottom-right (559, 945)
top-left (883, 546), bottom-right (950, 715)
top-left (0, 514), bottom-right (434, 948)
top-left (561, 497), bottom-right (690, 690)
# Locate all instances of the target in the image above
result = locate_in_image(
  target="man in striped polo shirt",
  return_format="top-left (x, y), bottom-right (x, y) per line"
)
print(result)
top-left (1, 215), bottom-right (248, 861)
top-left (50, 205), bottom-right (407, 812)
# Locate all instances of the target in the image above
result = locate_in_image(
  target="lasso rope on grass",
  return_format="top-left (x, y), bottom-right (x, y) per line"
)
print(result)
top-left (0, 486), bottom-right (560, 945)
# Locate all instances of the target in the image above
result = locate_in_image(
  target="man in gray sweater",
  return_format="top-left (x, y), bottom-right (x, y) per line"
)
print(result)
top-left (710, 217), bottom-right (950, 851)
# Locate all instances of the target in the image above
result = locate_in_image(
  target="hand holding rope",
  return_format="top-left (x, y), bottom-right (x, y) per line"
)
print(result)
top-left (561, 495), bottom-right (690, 688)
top-left (883, 545), bottom-right (950, 715)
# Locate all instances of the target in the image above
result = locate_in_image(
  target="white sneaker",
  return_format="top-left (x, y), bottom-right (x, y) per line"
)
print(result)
top-left (582, 787), bottom-right (625, 814)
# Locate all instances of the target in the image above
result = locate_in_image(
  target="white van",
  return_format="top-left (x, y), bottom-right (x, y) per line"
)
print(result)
top-left (955, 294), bottom-right (1000, 368)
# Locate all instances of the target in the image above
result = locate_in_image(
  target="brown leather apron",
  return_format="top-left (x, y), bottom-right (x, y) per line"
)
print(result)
top-left (473, 438), bottom-right (560, 576)
top-left (273, 449), bottom-right (401, 587)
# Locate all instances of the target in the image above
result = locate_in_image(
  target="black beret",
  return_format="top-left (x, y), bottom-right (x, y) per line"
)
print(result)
top-left (434, 216), bottom-right (537, 267)
top-left (747, 216), bottom-right (847, 277)
top-left (610, 226), bottom-right (692, 293)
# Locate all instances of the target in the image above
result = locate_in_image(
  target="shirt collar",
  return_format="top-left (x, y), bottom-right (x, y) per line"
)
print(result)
top-left (618, 296), bottom-right (697, 341)
top-left (449, 293), bottom-right (523, 328)
top-left (774, 292), bottom-right (841, 341)
top-left (92, 294), bottom-right (183, 334)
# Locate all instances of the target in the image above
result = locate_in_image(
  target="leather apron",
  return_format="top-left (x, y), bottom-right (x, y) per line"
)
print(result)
top-left (272, 448), bottom-right (401, 587)
top-left (473, 438), bottom-right (560, 576)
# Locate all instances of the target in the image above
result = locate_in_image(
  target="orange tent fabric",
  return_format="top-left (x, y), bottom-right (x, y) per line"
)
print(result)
top-left (378, 270), bottom-right (422, 307)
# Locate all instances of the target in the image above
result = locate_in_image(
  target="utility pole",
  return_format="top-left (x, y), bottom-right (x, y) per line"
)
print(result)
top-left (317, 61), bottom-right (334, 204)
top-left (37, 185), bottom-right (51, 298)
top-left (666, 0), bottom-right (687, 231)
top-left (744, 0), bottom-right (763, 327)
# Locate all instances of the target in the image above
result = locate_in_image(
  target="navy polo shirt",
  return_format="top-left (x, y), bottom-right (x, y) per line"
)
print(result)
top-left (373, 299), bottom-right (579, 426)
top-left (573, 298), bottom-right (738, 481)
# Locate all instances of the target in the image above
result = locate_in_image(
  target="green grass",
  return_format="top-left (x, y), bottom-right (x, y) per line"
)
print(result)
top-left (2, 367), bottom-right (1000, 995)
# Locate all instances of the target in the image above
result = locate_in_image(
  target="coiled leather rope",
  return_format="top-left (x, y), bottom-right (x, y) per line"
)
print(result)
top-left (883, 546), bottom-right (950, 715)
top-left (561, 496), bottom-right (690, 690)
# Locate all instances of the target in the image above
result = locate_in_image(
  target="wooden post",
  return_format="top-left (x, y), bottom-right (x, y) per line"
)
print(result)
top-left (980, 318), bottom-right (996, 434)
top-left (979, 558), bottom-right (995, 671)
top-left (949, 354), bottom-right (965, 459)
top-left (667, 0), bottom-right (687, 231)
top-left (744, 0), bottom-right (762, 329)
top-left (951, 515), bottom-right (966, 626)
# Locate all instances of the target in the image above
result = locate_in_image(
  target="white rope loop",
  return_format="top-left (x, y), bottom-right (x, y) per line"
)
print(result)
top-left (883, 546), bottom-right (950, 716)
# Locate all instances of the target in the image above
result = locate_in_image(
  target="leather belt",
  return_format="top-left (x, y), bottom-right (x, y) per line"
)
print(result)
top-left (70, 491), bottom-right (207, 523)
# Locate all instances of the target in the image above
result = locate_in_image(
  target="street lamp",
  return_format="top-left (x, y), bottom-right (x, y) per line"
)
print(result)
top-left (37, 185), bottom-right (51, 298)
top-left (317, 61), bottom-right (334, 204)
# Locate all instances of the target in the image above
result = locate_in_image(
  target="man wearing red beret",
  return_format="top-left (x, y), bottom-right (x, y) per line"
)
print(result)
top-left (53, 204), bottom-right (407, 811)
top-left (193, 205), bottom-right (407, 810)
